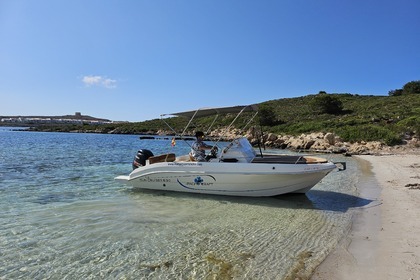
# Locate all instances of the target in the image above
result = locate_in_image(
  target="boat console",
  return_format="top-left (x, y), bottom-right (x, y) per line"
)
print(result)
top-left (220, 137), bottom-right (256, 163)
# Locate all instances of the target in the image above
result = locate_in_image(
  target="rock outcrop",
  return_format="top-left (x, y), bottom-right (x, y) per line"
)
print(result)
top-left (245, 130), bottom-right (420, 155)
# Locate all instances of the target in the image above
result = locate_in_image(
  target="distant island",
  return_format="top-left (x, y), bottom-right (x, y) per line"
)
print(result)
top-left (0, 112), bottom-right (116, 126)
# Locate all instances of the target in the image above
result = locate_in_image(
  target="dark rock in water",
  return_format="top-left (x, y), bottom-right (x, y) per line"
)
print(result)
top-left (34, 192), bottom-right (76, 204)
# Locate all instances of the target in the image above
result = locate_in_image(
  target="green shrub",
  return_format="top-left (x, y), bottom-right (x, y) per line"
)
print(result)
top-left (396, 116), bottom-right (420, 134)
top-left (258, 104), bottom-right (282, 126)
top-left (403, 80), bottom-right (420, 95)
top-left (389, 80), bottom-right (420, 95)
top-left (310, 93), bottom-right (343, 115)
top-left (335, 125), bottom-right (401, 145)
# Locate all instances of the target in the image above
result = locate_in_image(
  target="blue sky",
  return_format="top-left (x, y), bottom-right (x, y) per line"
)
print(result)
top-left (1, 0), bottom-right (419, 122)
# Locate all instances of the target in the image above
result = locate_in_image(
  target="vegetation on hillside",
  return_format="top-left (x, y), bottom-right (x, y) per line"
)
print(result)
top-left (28, 81), bottom-right (420, 146)
top-left (259, 89), bottom-right (419, 145)
top-left (388, 80), bottom-right (420, 96)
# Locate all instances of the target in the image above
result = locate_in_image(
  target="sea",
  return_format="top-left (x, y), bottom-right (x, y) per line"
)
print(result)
top-left (0, 127), bottom-right (373, 279)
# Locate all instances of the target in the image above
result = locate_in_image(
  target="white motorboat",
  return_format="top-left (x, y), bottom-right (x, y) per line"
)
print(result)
top-left (115, 105), bottom-right (345, 197)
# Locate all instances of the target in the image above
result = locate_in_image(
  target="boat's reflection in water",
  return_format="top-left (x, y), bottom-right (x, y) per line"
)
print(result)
top-left (126, 187), bottom-right (372, 213)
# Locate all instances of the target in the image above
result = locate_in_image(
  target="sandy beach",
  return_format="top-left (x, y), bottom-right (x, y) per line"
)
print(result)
top-left (312, 153), bottom-right (420, 280)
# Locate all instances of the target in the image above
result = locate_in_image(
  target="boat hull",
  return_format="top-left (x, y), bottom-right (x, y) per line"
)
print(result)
top-left (116, 161), bottom-right (336, 197)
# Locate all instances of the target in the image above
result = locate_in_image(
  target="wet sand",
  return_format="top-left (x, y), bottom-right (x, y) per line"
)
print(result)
top-left (312, 153), bottom-right (420, 280)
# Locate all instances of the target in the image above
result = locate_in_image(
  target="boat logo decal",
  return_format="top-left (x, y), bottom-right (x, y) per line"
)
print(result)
top-left (177, 175), bottom-right (216, 190)
top-left (194, 176), bottom-right (204, 184)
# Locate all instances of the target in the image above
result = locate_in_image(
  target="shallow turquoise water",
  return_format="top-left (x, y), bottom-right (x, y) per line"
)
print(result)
top-left (0, 127), bottom-right (370, 279)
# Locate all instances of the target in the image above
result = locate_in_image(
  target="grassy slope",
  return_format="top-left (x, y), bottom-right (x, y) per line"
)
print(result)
top-left (261, 93), bottom-right (420, 145)
top-left (27, 93), bottom-right (420, 145)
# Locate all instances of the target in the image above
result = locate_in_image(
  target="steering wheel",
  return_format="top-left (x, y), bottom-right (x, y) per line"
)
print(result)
top-left (210, 146), bottom-right (218, 157)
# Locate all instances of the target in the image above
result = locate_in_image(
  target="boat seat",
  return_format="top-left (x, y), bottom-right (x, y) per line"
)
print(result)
top-left (148, 153), bottom-right (176, 164)
top-left (189, 153), bottom-right (196, 162)
top-left (304, 156), bottom-right (328, 164)
top-left (175, 155), bottom-right (191, 162)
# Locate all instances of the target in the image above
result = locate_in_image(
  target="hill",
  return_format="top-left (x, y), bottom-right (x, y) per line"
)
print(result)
top-left (258, 93), bottom-right (420, 145)
top-left (23, 93), bottom-right (420, 147)
top-left (99, 93), bottom-right (419, 145)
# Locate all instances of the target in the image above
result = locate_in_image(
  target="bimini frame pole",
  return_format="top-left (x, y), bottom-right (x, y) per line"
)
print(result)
top-left (160, 109), bottom-right (216, 149)
top-left (217, 105), bottom-right (259, 141)
top-left (180, 109), bottom-right (199, 137)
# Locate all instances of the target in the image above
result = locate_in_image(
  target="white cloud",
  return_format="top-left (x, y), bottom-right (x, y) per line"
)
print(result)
top-left (82, 75), bottom-right (117, 89)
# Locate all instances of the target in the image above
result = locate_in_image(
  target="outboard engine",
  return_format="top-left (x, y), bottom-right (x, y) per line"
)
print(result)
top-left (132, 149), bottom-right (154, 169)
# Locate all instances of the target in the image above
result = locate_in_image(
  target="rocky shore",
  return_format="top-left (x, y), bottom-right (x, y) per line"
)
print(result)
top-left (252, 131), bottom-right (420, 156)
top-left (206, 128), bottom-right (420, 156)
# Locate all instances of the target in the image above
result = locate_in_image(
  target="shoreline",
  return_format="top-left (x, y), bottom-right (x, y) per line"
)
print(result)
top-left (311, 153), bottom-right (420, 279)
